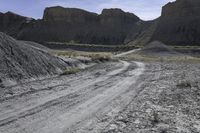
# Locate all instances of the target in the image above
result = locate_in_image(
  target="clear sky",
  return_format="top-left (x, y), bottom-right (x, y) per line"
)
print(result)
top-left (0, 0), bottom-right (175, 20)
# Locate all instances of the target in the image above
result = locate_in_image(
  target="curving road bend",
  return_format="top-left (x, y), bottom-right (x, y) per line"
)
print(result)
top-left (0, 60), bottom-right (145, 133)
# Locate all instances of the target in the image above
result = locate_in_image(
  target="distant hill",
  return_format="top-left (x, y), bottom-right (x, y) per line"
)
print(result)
top-left (138, 41), bottom-right (179, 56)
top-left (0, 11), bottom-right (32, 37)
top-left (125, 19), bottom-right (158, 46)
top-left (151, 0), bottom-right (200, 45)
top-left (17, 7), bottom-right (142, 45)
top-left (0, 0), bottom-right (200, 46)
top-left (0, 7), bottom-right (154, 45)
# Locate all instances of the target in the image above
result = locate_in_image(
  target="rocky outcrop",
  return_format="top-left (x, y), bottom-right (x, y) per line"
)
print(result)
top-left (0, 12), bottom-right (32, 37)
top-left (96, 9), bottom-right (140, 44)
top-left (151, 0), bottom-right (200, 45)
top-left (0, 7), bottom-right (154, 45)
top-left (43, 6), bottom-right (98, 23)
top-left (15, 7), bottom-right (141, 45)
top-left (100, 8), bottom-right (139, 25)
top-left (0, 32), bottom-right (68, 86)
top-left (0, 12), bottom-right (3, 27)
top-left (125, 19), bottom-right (158, 46)
top-left (1, 0), bottom-right (200, 46)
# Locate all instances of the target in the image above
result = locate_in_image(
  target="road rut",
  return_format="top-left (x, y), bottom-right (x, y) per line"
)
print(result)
top-left (0, 61), bottom-right (145, 133)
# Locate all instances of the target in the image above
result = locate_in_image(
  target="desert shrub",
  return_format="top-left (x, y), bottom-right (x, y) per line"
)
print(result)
top-left (89, 54), bottom-right (112, 62)
top-left (60, 67), bottom-right (80, 76)
top-left (55, 50), bottom-right (113, 62)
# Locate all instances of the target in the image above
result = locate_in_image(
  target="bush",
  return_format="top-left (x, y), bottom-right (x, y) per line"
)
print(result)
top-left (60, 68), bottom-right (80, 76)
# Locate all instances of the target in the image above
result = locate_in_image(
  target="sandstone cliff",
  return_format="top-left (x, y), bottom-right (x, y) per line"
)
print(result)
top-left (16, 7), bottom-right (142, 45)
top-left (0, 12), bottom-right (32, 37)
top-left (151, 0), bottom-right (200, 45)
top-left (43, 6), bottom-right (98, 23)
top-left (125, 19), bottom-right (158, 46)
top-left (0, 7), bottom-right (152, 45)
top-left (1, 0), bottom-right (200, 46)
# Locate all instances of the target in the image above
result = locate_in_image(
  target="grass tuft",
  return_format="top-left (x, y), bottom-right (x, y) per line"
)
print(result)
top-left (120, 53), bottom-right (200, 63)
top-left (60, 67), bottom-right (80, 76)
top-left (54, 50), bottom-right (113, 62)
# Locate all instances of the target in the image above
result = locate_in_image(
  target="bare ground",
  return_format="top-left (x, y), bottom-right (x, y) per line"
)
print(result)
top-left (103, 62), bottom-right (200, 133)
top-left (0, 60), bottom-right (200, 133)
top-left (0, 60), bottom-right (144, 133)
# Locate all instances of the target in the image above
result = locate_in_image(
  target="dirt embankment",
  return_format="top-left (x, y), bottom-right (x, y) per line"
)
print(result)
top-left (0, 32), bottom-right (107, 88)
top-left (0, 32), bottom-right (72, 87)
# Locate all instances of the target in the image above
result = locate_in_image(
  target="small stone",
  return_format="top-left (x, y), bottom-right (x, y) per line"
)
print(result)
top-left (109, 124), bottom-right (118, 131)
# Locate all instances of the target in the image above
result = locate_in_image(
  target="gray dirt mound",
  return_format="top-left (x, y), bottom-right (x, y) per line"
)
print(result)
top-left (0, 32), bottom-right (68, 86)
top-left (19, 41), bottom-right (51, 52)
top-left (139, 41), bottom-right (179, 56)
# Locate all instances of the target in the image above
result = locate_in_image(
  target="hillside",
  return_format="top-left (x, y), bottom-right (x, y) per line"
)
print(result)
top-left (138, 41), bottom-right (179, 56)
top-left (1, 0), bottom-right (200, 46)
top-left (0, 11), bottom-right (32, 37)
top-left (0, 7), bottom-right (154, 45)
top-left (18, 7), bottom-right (142, 45)
top-left (0, 32), bottom-right (68, 86)
top-left (151, 0), bottom-right (200, 45)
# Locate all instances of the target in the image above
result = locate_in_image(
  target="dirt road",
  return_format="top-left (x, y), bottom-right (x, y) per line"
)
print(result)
top-left (0, 60), bottom-right (146, 133)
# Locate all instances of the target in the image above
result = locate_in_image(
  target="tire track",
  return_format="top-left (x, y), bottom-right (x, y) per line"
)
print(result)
top-left (0, 61), bottom-right (131, 131)
top-left (34, 62), bottom-right (145, 133)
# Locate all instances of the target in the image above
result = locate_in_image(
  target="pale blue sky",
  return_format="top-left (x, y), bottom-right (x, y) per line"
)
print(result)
top-left (0, 0), bottom-right (175, 20)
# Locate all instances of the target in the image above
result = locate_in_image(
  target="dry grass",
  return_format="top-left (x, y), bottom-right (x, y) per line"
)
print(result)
top-left (171, 45), bottom-right (200, 50)
top-left (53, 50), bottom-right (113, 62)
top-left (55, 50), bottom-right (111, 57)
top-left (60, 67), bottom-right (80, 76)
top-left (120, 53), bottom-right (200, 63)
top-left (48, 42), bottom-right (138, 49)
